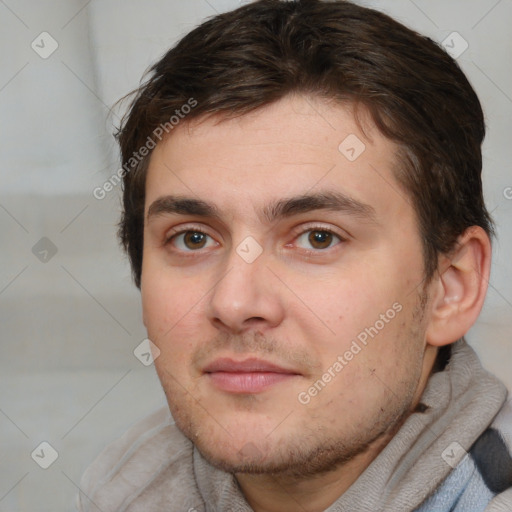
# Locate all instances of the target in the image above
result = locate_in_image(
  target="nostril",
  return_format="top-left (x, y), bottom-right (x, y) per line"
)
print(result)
top-left (211, 316), bottom-right (266, 334)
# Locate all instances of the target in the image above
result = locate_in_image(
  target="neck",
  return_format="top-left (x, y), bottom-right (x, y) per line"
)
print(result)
top-left (235, 433), bottom-right (391, 512)
top-left (235, 345), bottom-right (439, 512)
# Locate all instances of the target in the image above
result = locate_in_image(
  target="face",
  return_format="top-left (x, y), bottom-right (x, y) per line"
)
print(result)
top-left (141, 95), bottom-right (433, 477)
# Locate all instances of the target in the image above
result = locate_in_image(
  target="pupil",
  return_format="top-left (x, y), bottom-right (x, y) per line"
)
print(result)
top-left (309, 231), bottom-right (332, 249)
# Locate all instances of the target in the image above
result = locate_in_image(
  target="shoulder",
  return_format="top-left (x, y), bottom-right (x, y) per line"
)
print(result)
top-left (77, 407), bottom-right (202, 512)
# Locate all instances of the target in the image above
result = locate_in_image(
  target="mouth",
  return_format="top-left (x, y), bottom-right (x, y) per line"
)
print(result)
top-left (203, 357), bottom-right (301, 394)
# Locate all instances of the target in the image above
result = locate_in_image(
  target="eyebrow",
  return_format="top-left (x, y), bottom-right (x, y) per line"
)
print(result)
top-left (146, 191), bottom-right (377, 224)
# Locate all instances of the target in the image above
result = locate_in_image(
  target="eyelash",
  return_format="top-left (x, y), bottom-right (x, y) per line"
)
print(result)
top-left (164, 224), bottom-right (347, 255)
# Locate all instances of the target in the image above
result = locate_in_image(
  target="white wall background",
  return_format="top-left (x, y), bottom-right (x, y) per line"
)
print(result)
top-left (0, 1), bottom-right (510, 510)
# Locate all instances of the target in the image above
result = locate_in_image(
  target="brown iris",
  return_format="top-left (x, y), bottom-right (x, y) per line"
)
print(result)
top-left (184, 231), bottom-right (207, 249)
top-left (308, 230), bottom-right (333, 249)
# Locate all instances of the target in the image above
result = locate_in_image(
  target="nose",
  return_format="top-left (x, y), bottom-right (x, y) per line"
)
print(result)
top-left (207, 244), bottom-right (285, 334)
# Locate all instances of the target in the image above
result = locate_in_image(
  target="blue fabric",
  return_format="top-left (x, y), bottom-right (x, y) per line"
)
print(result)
top-left (415, 425), bottom-right (512, 512)
top-left (415, 454), bottom-right (493, 511)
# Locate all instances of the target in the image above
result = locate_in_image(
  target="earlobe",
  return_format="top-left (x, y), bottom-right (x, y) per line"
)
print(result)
top-left (426, 226), bottom-right (491, 347)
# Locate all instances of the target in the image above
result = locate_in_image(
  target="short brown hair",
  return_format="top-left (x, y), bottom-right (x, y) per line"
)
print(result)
top-left (117, 0), bottom-right (493, 289)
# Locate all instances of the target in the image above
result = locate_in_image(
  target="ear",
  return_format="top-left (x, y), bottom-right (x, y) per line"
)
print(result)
top-left (425, 226), bottom-right (492, 347)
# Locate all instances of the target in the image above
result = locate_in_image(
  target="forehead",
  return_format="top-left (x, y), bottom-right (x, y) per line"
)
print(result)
top-left (144, 94), bottom-right (409, 222)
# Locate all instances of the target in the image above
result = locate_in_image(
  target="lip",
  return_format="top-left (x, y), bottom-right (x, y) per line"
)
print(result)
top-left (203, 357), bottom-right (300, 393)
top-left (203, 357), bottom-right (298, 374)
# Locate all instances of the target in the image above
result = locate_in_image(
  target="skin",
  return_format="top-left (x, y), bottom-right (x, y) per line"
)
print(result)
top-left (140, 94), bottom-right (490, 512)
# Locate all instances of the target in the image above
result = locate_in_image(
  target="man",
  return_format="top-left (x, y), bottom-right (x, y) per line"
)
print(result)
top-left (78, 1), bottom-right (512, 510)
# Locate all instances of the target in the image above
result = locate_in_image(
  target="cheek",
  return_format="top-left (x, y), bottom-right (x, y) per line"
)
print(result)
top-left (291, 262), bottom-right (422, 378)
top-left (141, 257), bottom-right (205, 335)
top-left (141, 271), bottom-right (171, 338)
top-left (141, 258), bottom-right (218, 380)
top-left (290, 269), bottom-right (396, 344)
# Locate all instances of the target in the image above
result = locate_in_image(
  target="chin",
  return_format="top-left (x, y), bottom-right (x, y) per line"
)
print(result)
top-left (195, 433), bottom-right (373, 478)
top-left (199, 441), bottom-right (272, 474)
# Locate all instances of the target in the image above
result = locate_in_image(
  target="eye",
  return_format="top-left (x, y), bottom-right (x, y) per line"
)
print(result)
top-left (295, 229), bottom-right (342, 250)
top-left (168, 230), bottom-right (216, 251)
